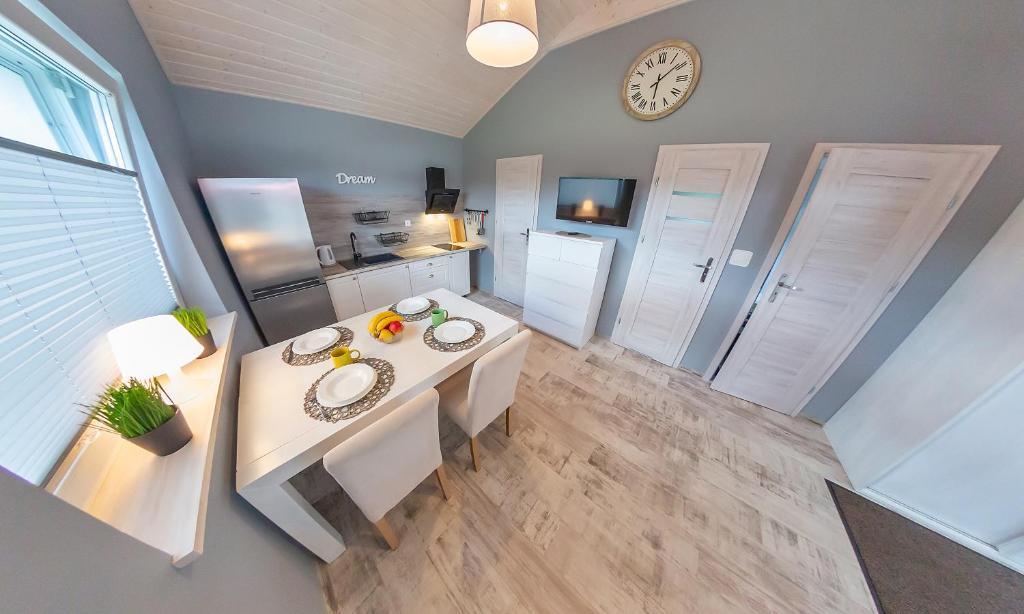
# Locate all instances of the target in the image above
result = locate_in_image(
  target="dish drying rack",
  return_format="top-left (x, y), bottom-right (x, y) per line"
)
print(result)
top-left (375, 231), bottom-right (410, 246)
top-left (353, 210), bottom-right (390, 224)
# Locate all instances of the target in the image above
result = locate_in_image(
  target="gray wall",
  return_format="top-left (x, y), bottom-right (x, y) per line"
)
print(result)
top-left (462, 0), bottom-right (1024, 422)
top-left (0, 2), bottom-right (325, 613)
top-left (172, 86), bottom-right (462, 202)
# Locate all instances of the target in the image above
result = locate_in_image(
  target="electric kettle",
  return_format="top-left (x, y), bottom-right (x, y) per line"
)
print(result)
top-left (315, 244), bottom-right (336, 266)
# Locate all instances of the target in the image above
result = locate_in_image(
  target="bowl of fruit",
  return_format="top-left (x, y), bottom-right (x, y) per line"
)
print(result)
top-left (367, 311), bottom-right (405, 343)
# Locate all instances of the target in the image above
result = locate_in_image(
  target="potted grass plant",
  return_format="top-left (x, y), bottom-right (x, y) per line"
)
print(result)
top-left (84, 378), bottom-right (193, 456)
top-left (172, 306), bottom-right (216, 358)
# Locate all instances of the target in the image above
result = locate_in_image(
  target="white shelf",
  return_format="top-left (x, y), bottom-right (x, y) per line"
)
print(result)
top-left (50, 313), bottom-right (237, 567)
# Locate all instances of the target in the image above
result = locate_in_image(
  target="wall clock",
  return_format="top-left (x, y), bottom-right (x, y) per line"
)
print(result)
top-left (621, 40), bottom-right (701, 120)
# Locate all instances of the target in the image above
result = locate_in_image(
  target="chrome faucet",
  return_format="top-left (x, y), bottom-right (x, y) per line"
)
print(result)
top-left (350, 232), bottom-right (361, 263)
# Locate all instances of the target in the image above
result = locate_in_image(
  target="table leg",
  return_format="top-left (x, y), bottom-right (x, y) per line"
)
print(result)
top-left (240, 480), bottom-right (346, 562)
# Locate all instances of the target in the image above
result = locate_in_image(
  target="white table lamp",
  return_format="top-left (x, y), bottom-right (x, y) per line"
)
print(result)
top-left (108, 315), bottom-right (204, 402)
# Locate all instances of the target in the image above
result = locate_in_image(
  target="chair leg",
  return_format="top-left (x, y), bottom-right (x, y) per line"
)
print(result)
top-left (435, 464), bottom-right (453, 501)
top-left (469, 436), bottom-right (481, 473)
top-left (505, 407), bottom-right (512, 437)
top-left (374, 517), bottom-right (399, 551)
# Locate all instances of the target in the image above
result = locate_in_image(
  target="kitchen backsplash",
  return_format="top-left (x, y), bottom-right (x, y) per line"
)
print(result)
top-left (306, 196), bottom-right (460, 261)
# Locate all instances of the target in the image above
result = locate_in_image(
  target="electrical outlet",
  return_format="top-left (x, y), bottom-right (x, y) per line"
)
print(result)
top-left (728, 249), bottom-right (753, 267)
top-left (404, 220), bottom-right (411, 227)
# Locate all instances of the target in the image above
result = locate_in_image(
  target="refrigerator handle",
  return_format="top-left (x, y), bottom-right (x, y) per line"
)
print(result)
top-left (251, 277), bottom-right (323, 300)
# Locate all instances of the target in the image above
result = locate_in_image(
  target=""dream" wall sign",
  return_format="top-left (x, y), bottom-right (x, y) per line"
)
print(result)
top-left (336, 172), bottom-right (376, 185)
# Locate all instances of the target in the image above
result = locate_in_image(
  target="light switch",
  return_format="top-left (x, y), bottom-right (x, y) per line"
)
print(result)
top-left (404, 220), bottom-right (412, 227)
top-left (728, 249), bottom-right (753, 267)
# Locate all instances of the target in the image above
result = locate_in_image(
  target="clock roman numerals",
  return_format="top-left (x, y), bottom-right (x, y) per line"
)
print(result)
top-left (623, 41), bottom-right (699, 119)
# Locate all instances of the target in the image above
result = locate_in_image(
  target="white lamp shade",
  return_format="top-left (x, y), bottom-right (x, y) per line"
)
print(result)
top-left (107, 315), bottom-right (203, 380)
top-left (466, 0), bottom-right (539, 68)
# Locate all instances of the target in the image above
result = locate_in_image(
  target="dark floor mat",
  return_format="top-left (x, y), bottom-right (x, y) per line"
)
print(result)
top-left (828, 481), bottom-right (1024, 614)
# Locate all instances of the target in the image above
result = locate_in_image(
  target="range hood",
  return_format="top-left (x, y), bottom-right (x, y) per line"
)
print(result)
top-left (425, 167), bottom-right (460, 214)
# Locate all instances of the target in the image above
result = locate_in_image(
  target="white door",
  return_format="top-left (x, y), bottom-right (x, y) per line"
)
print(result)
top-left (825, 196), bottom-right (1019, 570)
top-left (494, 155), bottom-right (541, 305)
top-left (713, 146), bottom-right (996, 415)
top-left (612, 144), bottom-right (769, 365)
top-left (357, 265), bottom-right (412, 310)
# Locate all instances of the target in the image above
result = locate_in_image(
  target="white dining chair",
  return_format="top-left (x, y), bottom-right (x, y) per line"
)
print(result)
top-left (436, 330), bottom-right (532, 472)
top-left (322, 388), bottom-right (451, 550)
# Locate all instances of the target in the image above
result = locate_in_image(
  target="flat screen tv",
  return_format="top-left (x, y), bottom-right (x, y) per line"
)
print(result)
top-left (556, 177), bottom-right (637, 227)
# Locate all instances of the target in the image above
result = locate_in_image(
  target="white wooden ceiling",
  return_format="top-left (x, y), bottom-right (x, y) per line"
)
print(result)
top-left (128, 0), bottom-right (690, 137)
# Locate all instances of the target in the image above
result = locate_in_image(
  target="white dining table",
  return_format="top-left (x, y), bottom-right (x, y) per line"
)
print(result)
top-left (236, 288), bottom-right (519, 562)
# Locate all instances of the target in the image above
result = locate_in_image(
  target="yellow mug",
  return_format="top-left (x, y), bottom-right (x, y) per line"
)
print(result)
top-left (331, 346), bottom-right (361, 368)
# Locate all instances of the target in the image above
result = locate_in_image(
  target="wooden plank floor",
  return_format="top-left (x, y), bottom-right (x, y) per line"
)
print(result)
top-left (297, 292), bottom-right (876, 613)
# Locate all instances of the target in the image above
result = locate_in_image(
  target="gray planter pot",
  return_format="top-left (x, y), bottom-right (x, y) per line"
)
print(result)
top-left (128, 406), bottom-right (193, 456)
top-left (196, 331), bottom-right (217, 358)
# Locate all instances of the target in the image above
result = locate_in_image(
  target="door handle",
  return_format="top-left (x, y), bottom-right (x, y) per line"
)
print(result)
top-left (520, 228), bottom-right (530, 241)
top-left (692, 257), bottom-right (714, 283)
top-left (768, 273), bottom-right (801, 303)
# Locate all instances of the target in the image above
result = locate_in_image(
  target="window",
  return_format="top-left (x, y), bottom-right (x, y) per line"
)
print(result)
top-left (0, 24), bottom-right (176, 485)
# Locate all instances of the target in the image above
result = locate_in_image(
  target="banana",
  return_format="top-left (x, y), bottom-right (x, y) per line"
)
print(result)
top-left (375, 314), bottom-right (404, 333)
top-left (368, 311), bottom-right (397, 334)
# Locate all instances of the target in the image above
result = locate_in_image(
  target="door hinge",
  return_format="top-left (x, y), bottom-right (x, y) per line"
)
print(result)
top-left (887, 280), bottom-right (901, 294)
top-left (640, 235), bottom-right (646, 244)
top-left (808, 385), bottom-right (817, 396)
top-left (947, 194), bottom-right (959, 210)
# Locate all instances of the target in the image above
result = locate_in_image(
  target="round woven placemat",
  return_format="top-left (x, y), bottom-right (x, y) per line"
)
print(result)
top-left (281, 326), bottom-right (354, 366)
top-left (387, 298), bottom-right (440, 322)
top-left (303, 358), bottom-right (395, 422)
top-left (423, 317), bottom-right (485, 352)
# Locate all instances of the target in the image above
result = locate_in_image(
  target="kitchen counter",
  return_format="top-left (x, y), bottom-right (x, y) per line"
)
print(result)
top-left (321, 241), bottom-right (486, 279)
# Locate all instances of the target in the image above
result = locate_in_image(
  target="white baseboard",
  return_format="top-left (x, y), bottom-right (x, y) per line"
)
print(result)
top-left (860, 487), bottom-right (1024, 575)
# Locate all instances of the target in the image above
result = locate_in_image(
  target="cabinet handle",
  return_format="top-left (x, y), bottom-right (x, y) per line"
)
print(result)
top-left (429, 274), bottom-right (434, 278)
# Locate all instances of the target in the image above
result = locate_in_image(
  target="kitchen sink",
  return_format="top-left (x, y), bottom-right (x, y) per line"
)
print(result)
top-left (362, 253), bottom-right (405, 264)
top-left (339, 253), bottom-right (405, 269)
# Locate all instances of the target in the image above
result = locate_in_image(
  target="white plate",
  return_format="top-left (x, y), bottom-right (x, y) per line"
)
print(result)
top-left (292, 327), bottom-right (340, 355)
top-left (434, 320), bottom-right (474, 344)
top-left (396, 296), bottom-right (430, 315)
top-left (316, 363), bottom-right (377, 407)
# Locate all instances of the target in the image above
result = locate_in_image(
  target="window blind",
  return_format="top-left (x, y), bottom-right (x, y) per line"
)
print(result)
top-left (0, 144), bottom-right (176, 485)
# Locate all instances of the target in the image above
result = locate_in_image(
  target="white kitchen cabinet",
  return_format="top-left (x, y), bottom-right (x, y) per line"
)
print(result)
top-left (325, 249), bottom-right (475, 316)
top-left (411, 262), bottom-right (449, 295)
top-left (523, 231), bottom-right (614, 349)
top-left (326, 276), bottom-right (365, 321)
top-left (356, 265), bottom-right (412, 310)
top-left (449, 251), bottom-right (471, 295)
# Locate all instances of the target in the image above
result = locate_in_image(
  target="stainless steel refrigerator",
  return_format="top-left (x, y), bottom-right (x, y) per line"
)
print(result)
top-left (198, 178), bottom-right (337, 344)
